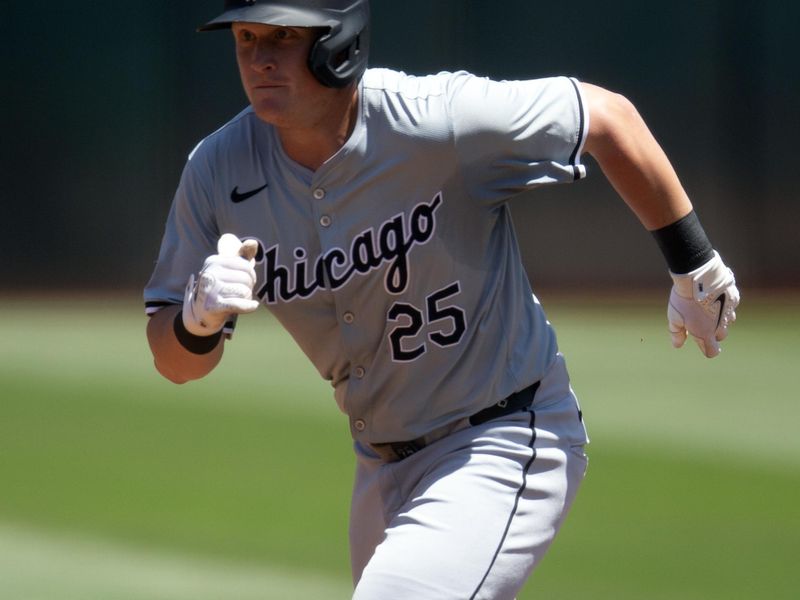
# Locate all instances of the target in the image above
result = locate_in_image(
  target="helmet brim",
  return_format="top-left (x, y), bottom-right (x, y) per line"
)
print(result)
top-left (198, 5), bottom-right (337, 32)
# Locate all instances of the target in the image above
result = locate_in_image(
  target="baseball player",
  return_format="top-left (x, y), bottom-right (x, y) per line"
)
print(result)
top-left (144, 1), bottom-right (740, 598)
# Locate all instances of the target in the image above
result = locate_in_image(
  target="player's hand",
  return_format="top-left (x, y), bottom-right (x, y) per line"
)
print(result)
top-left (667, 251), bottom-right (739, 358)
top-left (182, 233), bottom-right (260, 336)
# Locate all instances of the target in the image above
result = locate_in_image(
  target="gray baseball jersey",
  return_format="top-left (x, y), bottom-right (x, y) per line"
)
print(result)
top-left (145, 68), bottom-right (588, 444)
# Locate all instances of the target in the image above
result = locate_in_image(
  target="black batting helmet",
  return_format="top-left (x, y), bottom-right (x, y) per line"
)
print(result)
top-left (199, 0), bottom-right (370, 89)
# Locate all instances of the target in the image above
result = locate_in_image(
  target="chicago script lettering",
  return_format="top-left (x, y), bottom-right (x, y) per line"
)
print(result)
top-left (257, 192), bottom-right (443, 303)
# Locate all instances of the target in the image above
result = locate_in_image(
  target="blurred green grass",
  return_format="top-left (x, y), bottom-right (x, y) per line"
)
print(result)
top-left (0, 292), bottom-right (798, 599)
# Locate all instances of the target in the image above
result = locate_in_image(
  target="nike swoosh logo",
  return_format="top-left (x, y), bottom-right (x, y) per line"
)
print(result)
top-left (714, 293), bottom-right (726, 329)
top-left (231, 183), bottom-right (268, 203)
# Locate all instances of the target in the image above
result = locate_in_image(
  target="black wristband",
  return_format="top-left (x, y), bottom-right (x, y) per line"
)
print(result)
top-left (173, 311), bottom-right (223, 355)
top-left (651, 210), bottom-right (714, 274)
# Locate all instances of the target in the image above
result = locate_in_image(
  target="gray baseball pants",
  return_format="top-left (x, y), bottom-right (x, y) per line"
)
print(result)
top-left (350, 354), bottom-right (589, 599)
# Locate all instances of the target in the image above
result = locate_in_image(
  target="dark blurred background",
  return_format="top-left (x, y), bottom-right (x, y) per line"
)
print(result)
top-left (2, 0), bottom-right (797, 292)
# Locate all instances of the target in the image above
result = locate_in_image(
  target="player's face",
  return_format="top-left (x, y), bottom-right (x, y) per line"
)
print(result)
top-left (232, 22), bottom-right (341, 129)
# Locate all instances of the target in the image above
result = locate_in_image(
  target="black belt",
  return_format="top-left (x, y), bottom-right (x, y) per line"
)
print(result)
top-left (370, 381), bottom-right (540, 462)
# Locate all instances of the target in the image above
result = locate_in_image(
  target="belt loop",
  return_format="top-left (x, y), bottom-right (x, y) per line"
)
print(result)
top-left (468, 380), bottom-right (540, 427)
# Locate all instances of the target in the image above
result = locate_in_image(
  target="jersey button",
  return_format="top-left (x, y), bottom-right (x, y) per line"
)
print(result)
top-left (354, 366), bottom-right (366, 379)
top-left (313, 188), bottom-right (326, 200)
top-left (354, 419), bottom-right (366, 432)
top-left (320, 214), bottom-right (332, 227)
top-left (343, 311), bottom-right (354, 324)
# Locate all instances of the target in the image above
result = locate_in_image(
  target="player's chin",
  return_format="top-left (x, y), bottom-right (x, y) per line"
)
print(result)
top-left (249, 98), bottom-right (291, 126)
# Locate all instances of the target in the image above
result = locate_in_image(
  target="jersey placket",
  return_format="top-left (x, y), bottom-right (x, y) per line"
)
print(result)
top-left (308, 174), bottom-right (374, 439)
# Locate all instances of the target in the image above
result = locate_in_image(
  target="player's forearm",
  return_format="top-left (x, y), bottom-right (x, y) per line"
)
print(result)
top-left (580, 82), bottom-right (692, 230)
top-left (146, 305), bottom-right (224, 384)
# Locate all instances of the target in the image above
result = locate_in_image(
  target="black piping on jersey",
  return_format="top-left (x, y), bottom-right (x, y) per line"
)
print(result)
top-left (469, 409), bottom-right (537, 600)
top-left (567, 77), bottom-right (586, 181)
top-left (145, 300), bottom-right (178, 315)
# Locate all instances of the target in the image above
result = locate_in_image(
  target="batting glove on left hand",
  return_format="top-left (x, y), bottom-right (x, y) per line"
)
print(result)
top-left (667, 251), bottom-right (740, 358)
top-left (182, 234), bottom-right (260, 337)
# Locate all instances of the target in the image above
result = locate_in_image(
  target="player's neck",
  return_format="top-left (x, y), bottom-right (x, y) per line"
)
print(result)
top-left (276, 87), bottom-right (359, 172)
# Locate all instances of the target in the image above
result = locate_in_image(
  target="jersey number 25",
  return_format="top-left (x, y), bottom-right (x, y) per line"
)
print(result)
top-left (387, 282), bottom-right (467, 362)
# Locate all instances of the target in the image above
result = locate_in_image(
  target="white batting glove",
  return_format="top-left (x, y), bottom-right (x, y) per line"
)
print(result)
top-left (182, 234), bottom-right (260, 336)
top-left (667, 251), bottom-right (740, 358)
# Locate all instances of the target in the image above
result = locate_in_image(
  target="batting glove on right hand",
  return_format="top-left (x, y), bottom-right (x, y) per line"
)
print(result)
top-left (667, 251), bottom-right (740, 358)
top-left (182, 233), bottom-right (260, 337)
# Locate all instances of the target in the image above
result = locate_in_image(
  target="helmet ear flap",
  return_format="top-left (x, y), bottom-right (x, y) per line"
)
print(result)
top-left (308, 19), bottom-right (369, 88)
